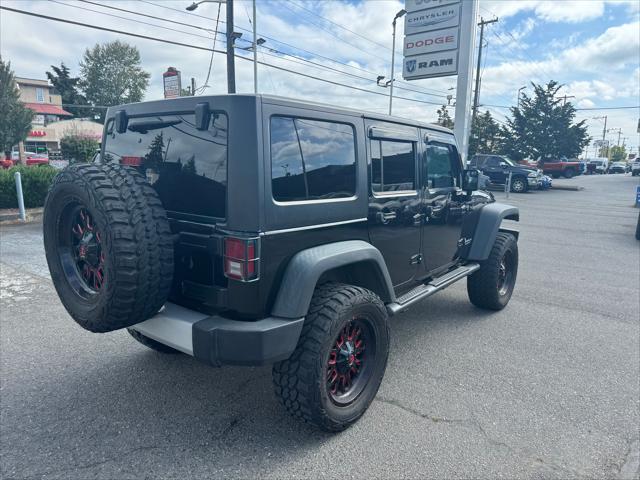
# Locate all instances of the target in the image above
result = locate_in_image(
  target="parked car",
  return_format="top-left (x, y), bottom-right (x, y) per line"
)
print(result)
top-left (41, 94), bottom-right (520, 431)
top-left (587, 158), bottom-right (609, 174)
top-left (608, 162), bottom-right (627, 174)
top-left (631, 159), bottom-right (640, 176)
top-left (469, 154), bottom-right (541, 193)
top-left (6, 151), bottom-right (50, 167)
top-left (540, 157), bottom-right (583, 178)
top-left (538, 175), bottom-right (552, 190)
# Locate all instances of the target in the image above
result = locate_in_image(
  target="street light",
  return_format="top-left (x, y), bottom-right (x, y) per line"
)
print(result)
top-left (388, 9), bottom-right (406, 116)
top-left (186, 0), bottom-right (237, 94)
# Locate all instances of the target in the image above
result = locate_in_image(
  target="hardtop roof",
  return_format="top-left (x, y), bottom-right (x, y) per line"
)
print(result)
top-left (107, 94), bottom-right (455, 137)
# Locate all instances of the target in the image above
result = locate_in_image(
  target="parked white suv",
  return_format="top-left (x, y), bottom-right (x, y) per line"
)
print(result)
top-left (631, 159), bottom-right (640, 177)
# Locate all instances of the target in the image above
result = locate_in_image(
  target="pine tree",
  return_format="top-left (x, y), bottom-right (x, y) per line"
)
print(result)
top-left (499, 81), bottom-right (590, 162)
top-left (46, 63), bottom-right (86, 117)
top-left (469, 110), bottom-right (501, 157)
top-left (143, 133), bottom-right (165, 171)
top-left (435, 105), bottom-right (454, 129)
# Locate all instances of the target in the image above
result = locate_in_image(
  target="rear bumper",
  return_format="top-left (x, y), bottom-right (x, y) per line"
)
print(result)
top-left (131, 303), bottom-right (304, 366)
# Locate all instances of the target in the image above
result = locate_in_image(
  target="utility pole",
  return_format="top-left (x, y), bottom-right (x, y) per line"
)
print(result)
top-left (472, 17), bottom-right (498, 126)
top-left (226, 0), bottom-right (236, 93)
top-left (607, 128), bottom-right (622, 146)
top-left (252, 0), bottom-right (257, 93)
top-left (560, 95), bottom-right (575, 106)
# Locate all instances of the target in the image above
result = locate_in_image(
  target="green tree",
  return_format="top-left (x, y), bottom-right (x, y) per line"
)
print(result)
top-left (60, 133), bottom-right (99, 163)
top-left (435, 105), bottom-right (454, 129)
top-left (79, 41), bottom-right (150, 122)
top-left (0, 57), bottom-right (34, 160)
top-left (499, 81), bottom-right (590, 162)
top-left (469, 110), bottom-right (501, 157)
top-left (46, 62), bottom-right (85, 117)
top-left (143, 133), bottom-right (165, 171)
top-left (609, 145), bottom-right (627, 162)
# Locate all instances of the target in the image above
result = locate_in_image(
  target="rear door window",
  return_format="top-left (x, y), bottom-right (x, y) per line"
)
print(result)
top-left (270, 116), bottom-right (356, 202)
top-left (103, 112), bottom-right (228, 220)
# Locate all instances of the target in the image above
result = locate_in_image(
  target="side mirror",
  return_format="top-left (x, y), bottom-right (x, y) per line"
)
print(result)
top-left (462, 169), bottom-right (479, 193)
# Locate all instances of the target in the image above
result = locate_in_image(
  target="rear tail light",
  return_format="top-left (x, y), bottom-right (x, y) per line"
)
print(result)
top-left (223, 236), bottom-right (260, 282)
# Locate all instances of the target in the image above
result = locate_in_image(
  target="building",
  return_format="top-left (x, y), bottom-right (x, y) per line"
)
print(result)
top-left (14, 77), bottom-right (102, 155)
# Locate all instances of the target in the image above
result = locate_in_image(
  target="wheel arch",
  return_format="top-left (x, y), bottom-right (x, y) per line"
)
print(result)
top-left (271, 240), bottom-right (395, 319)
top-left (460, 202), bottom-right (519, 261)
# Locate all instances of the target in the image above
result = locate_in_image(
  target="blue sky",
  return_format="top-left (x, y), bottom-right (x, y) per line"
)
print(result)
top-left (1, 0), bottom-right (639, 156)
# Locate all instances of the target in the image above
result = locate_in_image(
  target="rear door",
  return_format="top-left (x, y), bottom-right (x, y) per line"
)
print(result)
top-left (483, 156), bottom-right (507, 184)
top-left (366, 120), bottom-right (422, 288)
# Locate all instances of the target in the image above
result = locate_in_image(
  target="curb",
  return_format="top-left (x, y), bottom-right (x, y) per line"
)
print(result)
top-left (0, 208), bottom-right (44, 226)
top-left (551, 185), bottom-right (585, 191)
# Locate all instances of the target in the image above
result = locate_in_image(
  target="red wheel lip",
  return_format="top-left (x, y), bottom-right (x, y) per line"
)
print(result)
top-left (71, 207), bottom-right (105, 292)
top-left (326, 320), bottom-right (367, 401)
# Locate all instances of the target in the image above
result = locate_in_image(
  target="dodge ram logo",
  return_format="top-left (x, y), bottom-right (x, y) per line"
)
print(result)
top-left (406, 60), bottom-right (417, 73)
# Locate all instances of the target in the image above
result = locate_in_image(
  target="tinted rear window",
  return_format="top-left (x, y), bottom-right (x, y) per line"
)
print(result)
top-left (104, 112), bottom-right (227, 219)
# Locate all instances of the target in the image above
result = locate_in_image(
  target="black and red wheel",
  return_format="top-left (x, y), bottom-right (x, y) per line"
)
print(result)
top-left (467, 232), bottom-right (518, 310)
top-left (61, 206), bottom-right (106, 295)
top-left (273, 283), bottom-right (389, 432)
top-left (43, 163), bottom-right (174, 333)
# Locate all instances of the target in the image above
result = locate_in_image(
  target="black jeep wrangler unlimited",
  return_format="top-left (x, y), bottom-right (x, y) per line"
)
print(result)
top-left (43, 95), bottom-right (519, 431)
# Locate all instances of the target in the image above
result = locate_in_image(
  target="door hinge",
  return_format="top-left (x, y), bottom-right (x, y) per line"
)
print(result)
top-left (410, 254), bottom-right (423, 265)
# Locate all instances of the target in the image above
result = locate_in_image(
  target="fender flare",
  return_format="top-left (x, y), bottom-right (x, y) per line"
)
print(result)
top-left (271, 240), bottom-right (395, 319)
top-left (461, 202), bottom-right (519, 261)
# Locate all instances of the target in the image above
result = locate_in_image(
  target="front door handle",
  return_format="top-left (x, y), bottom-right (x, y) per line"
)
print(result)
top-left (376, 211), bottom-right (397, 224)
top-left (412, 213), bottom-right (424, 225)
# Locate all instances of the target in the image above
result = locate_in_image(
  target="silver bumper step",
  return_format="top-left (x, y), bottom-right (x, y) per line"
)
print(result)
top-left (387, 263), bottom-right (480, 315)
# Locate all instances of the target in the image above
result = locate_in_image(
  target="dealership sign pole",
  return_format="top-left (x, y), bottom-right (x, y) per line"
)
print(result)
top-left (403, 0), bottom-right (478, 161)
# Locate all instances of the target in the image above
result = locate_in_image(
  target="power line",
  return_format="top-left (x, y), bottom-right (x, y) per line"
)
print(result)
top-left (0, 6), bottom-right (443, 108)
top-left (288, 0), bottom-right (391, 52)
top-left (277, 1), bottom-right (388, 63)
top-left (481, 103), bottom-right (640, 111)
top-left (47, 0), bottom-right (450, 101)
top-left (196, 2), bottom-right (223, 94)
top-left (141, 0), bottom-right (451, 98)
top-left (49, 0), bottom-right (221, 43)
top-left (77, 0), bottom-right (219, 35)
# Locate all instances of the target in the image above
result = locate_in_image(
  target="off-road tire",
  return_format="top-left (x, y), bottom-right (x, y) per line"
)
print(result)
top-left (467, 232), bottom-right (518, 310)
top-left (127, 328), bottom-right (181, 354)
top-left (43, 163), bottom-right (174, 333)
top-left (563, 168), bottom-right (575, 179)
top-left (272, 283), bottom-right (390, 432)
top-left (510, 176), bottom-right (528, 193)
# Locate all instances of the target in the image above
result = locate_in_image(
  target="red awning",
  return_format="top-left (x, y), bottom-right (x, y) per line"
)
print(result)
top-left (24, 102), bottom-right (73, 116)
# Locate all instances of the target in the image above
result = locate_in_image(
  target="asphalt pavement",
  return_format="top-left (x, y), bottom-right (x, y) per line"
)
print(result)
top-left (1, 174), bottom-right (639, 479)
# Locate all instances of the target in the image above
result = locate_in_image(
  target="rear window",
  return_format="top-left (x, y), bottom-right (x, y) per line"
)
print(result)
top-left (270, 116), bottom-right (356, 202)
top-left (104, 112), bottom-right (227, 219)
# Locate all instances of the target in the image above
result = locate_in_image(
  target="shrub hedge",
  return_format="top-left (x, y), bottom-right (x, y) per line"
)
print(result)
top-left (0, 165), bottom-right (59, 209)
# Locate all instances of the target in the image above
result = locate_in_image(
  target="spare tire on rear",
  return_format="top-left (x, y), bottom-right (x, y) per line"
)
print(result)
top-left (43, 163), bottom-right (174, 333)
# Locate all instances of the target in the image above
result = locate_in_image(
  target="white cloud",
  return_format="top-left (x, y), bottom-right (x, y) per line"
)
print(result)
top-left (481, 0), bottom-right (638, 23)
top-left (0, 0), bottom-right (638, 154)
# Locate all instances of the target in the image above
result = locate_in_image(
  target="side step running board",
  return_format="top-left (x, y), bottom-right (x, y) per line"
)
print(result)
top-left (387, 263), bottom-right (480, 315)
